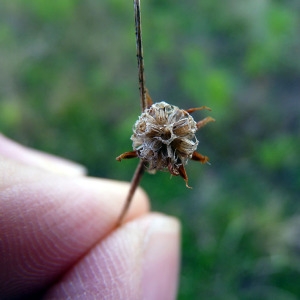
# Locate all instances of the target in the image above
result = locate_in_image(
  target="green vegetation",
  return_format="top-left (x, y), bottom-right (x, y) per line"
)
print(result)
top-left (1, 0), bottom-right (299, 298)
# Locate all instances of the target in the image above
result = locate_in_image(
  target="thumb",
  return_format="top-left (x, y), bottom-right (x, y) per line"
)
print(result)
top-left (45, 213), bottom-right (180, 300)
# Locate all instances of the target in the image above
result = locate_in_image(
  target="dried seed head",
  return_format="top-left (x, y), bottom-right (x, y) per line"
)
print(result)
top-left (131, 101), bottom-right (198, 174)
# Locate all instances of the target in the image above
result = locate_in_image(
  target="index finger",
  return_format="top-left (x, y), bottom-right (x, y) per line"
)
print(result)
top-left (0, 156), bottom-right (149, 299)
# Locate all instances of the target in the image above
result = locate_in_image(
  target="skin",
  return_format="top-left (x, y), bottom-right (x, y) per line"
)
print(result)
top-left (0, 134), bottom-right (180, 300)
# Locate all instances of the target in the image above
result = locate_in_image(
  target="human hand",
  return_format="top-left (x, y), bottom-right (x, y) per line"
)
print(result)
top-left (0, 134), bottom-right (180, 299)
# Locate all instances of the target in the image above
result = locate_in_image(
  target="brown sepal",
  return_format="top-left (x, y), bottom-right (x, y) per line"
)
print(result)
top-left (145, 89), bottom-right (153, 108)
top-left (191, 151), bottom-right (209, 164)
top-left (116, 151), bottom-right (138, 161)
top-left (185, 106), bottom-right (211, 114)
top-left (178, 164), bottom-right (192, 188)
top-left (196, 116), bottom-right (215, 130)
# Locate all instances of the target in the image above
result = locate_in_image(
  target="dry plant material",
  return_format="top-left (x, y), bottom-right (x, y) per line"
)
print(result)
top-left (116, 0), bottom-right (215, 225)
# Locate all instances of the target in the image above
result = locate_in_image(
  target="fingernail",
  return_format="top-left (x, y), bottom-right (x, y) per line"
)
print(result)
top-left (0, 134), bottom-right (86, 176)
top-left (142, 216), bottom-right (180, 300)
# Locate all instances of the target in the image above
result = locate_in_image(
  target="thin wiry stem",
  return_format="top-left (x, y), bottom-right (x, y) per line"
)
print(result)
top-left (134, 0), bottom-right (147, 112)
top-left (116, 160), bottom-right (144, 226)
top-left (117, 0), bottom-right (146, 226)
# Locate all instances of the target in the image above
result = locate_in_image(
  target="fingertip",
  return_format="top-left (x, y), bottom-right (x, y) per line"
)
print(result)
top-left (44, 213), bottom-right (180, 300)
top-left (0, 165), bottom-right (150, 299)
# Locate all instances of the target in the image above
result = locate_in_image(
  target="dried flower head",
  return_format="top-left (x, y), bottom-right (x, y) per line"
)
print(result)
top-left (132, 101), bottom-right (198, 174)
top-left (116, 93), bottom-right (215, 188)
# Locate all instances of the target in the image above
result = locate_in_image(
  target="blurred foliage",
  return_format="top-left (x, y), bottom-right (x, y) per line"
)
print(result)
top-left (1, 0), bottom-right (300, 299)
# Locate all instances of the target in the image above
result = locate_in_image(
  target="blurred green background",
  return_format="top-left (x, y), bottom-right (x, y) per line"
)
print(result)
top-left (1, 0), bottom-right (300, 299)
